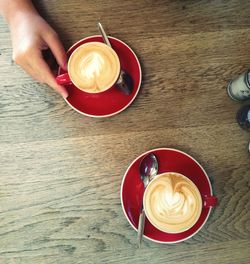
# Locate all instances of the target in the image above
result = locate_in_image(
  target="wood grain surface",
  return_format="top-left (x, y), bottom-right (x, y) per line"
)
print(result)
top-left (0, 0), bottom-right (250, 263)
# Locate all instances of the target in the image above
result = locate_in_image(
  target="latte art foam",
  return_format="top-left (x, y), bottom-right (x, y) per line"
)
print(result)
top-left (79, 52), bottom-right (105, 79)
top-left (68, 42), bottom-right (120, 93)
top-left (144, 172), bottom-right (202, 233)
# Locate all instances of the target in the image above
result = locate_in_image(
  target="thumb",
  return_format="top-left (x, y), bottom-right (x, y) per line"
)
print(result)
top-left (44, 30), bottom-right (67, 70)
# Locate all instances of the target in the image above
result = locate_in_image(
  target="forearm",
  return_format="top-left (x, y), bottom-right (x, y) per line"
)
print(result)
top-left (0, 0), bottom-right (38, 25)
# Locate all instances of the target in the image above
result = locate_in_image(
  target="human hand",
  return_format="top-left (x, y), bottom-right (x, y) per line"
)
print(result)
top-left (9, 12), bottom-right (68, 98)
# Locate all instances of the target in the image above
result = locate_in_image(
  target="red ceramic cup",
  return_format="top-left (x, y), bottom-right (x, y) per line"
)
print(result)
top-left (56, 41), bottom-right (121, 93)
top-left (143, 172), bottom-right (217, 234)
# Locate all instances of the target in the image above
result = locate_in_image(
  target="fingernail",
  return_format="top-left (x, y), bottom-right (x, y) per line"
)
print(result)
top-left (61, 90), bottom-right (68, 99)
top-left (62, 62), bottom-right (68, 71)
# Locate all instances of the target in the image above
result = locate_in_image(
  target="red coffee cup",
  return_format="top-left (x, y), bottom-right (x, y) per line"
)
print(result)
top-left (143, 172), bottom-right (217, 234)
top-left (56, 41), bottom-right (121, 93)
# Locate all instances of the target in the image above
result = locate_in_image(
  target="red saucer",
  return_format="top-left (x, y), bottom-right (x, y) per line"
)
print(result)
top-left (58, 36), bottom-right (142, 117)
top-left (120, 148), bottom-right (215, 244)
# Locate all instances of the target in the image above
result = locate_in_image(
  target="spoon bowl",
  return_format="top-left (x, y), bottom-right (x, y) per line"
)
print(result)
top-left (140, 153), bottom-right (159, 185)
top-left (116, 69), bottom-right (134, 95)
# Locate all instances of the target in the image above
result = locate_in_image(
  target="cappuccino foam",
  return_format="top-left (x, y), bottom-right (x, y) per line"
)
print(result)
top-left (68, 42), bottom-right (120, 93)
top-left (144, 172), bottom-right (202, 233)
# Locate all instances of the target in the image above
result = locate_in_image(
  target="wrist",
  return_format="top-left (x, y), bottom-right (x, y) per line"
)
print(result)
top-left (0, 0), bottom-right (39, 25)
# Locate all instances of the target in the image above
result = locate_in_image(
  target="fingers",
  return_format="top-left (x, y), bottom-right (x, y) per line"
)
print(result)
top-left (34, 54), bottom-right (69, 98)
top-left (10, 14), bottom-right (68, 98)
top-left (43, 30), bottom-right (67, 71)
top-left (15, 49), bottom-right (68, 99)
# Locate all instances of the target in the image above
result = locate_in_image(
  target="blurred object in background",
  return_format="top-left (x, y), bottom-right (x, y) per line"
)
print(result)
top-left (236, 104), bottom-right (250, 131)
top-left (227, 69), bottom-right (250, 101)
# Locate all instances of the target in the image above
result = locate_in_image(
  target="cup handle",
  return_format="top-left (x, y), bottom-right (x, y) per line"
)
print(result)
top-left (203, 195), bottom-right (218, 208)
top-left (56, 73), bottom-right (72, 85)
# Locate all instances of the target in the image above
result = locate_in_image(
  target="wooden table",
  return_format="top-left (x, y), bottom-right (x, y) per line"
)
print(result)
top-left (0, 1), bottom-right (249, 263)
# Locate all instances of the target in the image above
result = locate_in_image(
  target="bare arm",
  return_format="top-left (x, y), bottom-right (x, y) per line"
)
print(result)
top-left (0, 0), bottom-right (38, 22)
top-left (0, 0), bottom-right (68, 98)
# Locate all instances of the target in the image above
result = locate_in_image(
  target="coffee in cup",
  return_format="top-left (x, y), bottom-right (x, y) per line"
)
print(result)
top-left (143, 172), bottom-right (202, 233)
top-left (56, 42), bottom-right (120, 93)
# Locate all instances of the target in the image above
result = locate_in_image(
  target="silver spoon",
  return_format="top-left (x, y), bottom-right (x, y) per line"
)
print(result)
top-left (138, 153), bottom-right (158, 248)
top-left (97, 22), bottom-right (134, 95)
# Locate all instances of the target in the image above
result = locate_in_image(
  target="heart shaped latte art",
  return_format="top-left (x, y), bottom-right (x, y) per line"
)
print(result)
top-left (144, 172), bottom-right (202, 233)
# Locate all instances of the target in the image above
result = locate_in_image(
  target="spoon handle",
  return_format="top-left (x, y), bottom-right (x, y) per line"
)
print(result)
top-left (98, 22), bottom-right (112, 47)
top-left (137, 206), bottom-right (146, 248)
